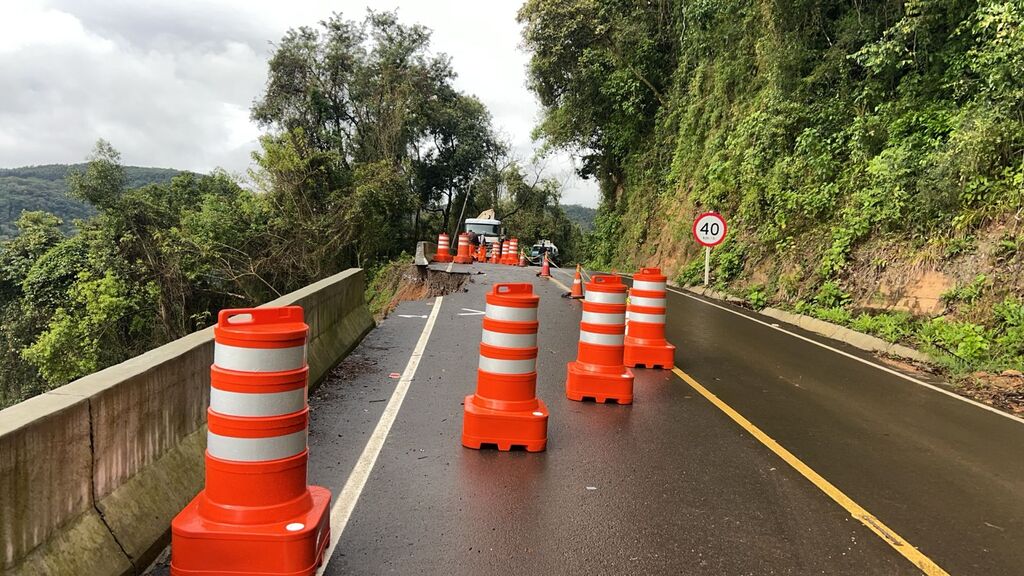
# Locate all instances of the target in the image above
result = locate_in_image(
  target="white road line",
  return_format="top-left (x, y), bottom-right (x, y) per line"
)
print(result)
top-left (666, 285), bottom-right (1024, 426)
top-left (317, 296), bottom-right (445, 574)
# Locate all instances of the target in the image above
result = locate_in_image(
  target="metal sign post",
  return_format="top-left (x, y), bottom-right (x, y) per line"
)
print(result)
top-left (692, 212), bottom-right (728, 287)
top-left (704, 246), bottom-right (711, 287)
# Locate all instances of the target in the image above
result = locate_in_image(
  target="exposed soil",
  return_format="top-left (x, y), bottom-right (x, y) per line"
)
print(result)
top-left (373, 265), bottom-right (467, 321)
top-left (961, 371), bottom-right (1024, 415)
top-left (876, 354), bottom-right (937, 377)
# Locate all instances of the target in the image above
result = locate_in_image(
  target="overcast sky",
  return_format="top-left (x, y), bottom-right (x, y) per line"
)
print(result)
top-left (0, 0), bottom-right (599, 206)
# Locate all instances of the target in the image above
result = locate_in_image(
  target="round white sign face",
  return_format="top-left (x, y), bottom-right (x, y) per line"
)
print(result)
top-left (692, 212), bottom-right (727, 247)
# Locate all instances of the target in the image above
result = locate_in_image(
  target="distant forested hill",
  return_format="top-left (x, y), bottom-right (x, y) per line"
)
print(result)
top-left (562, 204), bottom-right (596, 231)
top-left (0, 164), bottom-right (182, 238)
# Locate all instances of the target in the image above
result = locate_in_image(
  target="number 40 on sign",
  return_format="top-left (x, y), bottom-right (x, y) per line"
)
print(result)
top-left (692, 212), bottom-right (728, 286)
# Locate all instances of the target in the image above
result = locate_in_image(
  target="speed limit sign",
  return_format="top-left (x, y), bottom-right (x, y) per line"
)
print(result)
top-left (692, 212), bottom-right (727, 247)
top-left (693, 212), bottom-right (727, 286)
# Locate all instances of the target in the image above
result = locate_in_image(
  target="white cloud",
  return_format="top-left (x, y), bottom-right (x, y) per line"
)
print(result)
top-left (0, 0), bottom-right (599, 207)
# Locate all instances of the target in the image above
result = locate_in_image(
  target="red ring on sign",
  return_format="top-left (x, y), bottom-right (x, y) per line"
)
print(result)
top-left (692, 212), bottom-right (728, 247)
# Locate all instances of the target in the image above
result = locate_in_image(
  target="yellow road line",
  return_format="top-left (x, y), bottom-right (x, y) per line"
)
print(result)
top-left (672, 367), bottom-right (951, 576)
top-left (548, 273), bottom-right (571, 293)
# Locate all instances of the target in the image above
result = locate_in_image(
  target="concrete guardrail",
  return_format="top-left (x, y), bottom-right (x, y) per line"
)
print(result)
top-left (414, 241), bottom-right (438, 266)
top-left (0, 268), bottom-right (375, 575)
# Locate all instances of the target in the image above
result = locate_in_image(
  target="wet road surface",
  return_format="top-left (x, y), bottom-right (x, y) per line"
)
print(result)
top-left (309, 264), bottom-right (922, 575)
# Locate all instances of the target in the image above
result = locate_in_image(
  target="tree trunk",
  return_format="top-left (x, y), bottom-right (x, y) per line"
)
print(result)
top-left (442, 189), bottom-right (452, 235)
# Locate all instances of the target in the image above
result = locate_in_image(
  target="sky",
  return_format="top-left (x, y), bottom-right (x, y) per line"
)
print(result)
top-left (0, 0), bottom-right (599, 207)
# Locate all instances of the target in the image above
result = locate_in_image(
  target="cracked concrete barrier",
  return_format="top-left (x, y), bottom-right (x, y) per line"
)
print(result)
top-left (0, 268), bottom-right (375, 576)
top-left (414, 241), bottom-right (438, 266)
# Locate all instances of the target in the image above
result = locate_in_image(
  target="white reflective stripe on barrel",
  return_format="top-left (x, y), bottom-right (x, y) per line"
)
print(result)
top-left (630, 296), bottom-right (666, 308)
top-left (586, 291), bottom-right (627, 305)
top-left (582, 310), bottom-right (626, 325)
top-left (580, 330), bottom-right (625, 346)
top-left (628, 311), bottom-right (667, 324)
top-left (482, 329), bottom-right (537, 348)
top-left (214, 343), bottom-right (306, 373)
top-left (633, 280), bottom-right (666, 292)
top-left (207, 430), bottom-right (306, 462)
top-left (478, 356), bottom-right (536, 374)
top-left (210, 387), bottom-right (306, 417)
top-left (485, 303), bottom-right (537, 322)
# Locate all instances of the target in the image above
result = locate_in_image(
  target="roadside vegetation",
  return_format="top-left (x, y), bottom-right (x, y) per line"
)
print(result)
top-left (519, 0), bottom-right (1024, 381)
top-left (0, 11), bottom-right (579, 409)
top-left (366, 255), bottom-right (415, 319)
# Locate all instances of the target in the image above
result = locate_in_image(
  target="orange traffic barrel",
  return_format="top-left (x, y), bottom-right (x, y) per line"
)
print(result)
top-left (462, 283), bottom-right (548, 452)
top-left (171, 307), bottom-right (331, 576)
top-left (476, 242), bottom-right (487, 262)
top-left (453, 233), bottom-right (475, 264)
top-left (503, 238), bottom-right (519, 265)
top-left (624, 268), bottom-right (676, 369)
top-left (489, 241), bottom-right (502, 264)
top-left (500, 240), bottom-right (511, 265)
top-left (433, 233), bottom-right (453, 263)
top-left (566, 275), bottom-right (635, 404)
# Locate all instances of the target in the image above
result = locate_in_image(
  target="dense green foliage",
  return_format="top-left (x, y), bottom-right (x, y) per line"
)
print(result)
top-left (0, 11), bottom-right (578, 408)
top-left (562, 203), bottom-right (597, 231)
top-left (520, 0), bottom-right (1024, 372)
top-left (249, 12), bottom-right (577, 267)
top-left (0, 164), bottom-right (181, 238)
top-left (521, 0), bottom-right (1023, 268)
top-left (0, 150), bottom-right (246, 405)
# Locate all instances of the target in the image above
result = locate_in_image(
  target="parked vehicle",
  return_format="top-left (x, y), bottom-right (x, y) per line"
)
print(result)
top-left (529, 240), bottom-right (558, 265)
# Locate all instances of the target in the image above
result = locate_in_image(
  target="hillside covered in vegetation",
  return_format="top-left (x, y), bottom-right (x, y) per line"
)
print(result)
top-left (562, 203), bottom-right (597, 231)
top-left (0, 164), bottom-right (181, 238)
top-left (520, 0), bottom-right (1024, 377)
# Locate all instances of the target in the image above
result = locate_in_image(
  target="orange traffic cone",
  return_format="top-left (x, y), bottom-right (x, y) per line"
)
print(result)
top-left (539, 252), bottom-right (551, 278)
top-left (432, 233), bottom-right (452, 263)
top-left (519, 250), bottom-right (527, 267)
top-left (453, 233), bottom-right (474, 264)
top-left (570, 265), bottom-right (584, 299)
top-left (566, 275), bottom-right (634, 404)
top-left (462, 283), bottom-right (548, 452)
top-left (623, 267), bottom-right (676, 369)
top-left (171, 307), bottom-right (331, 575)
top-left (489, 241), bottom-right (501, 264)
top-left (477, 242), bottom-right (486, 262)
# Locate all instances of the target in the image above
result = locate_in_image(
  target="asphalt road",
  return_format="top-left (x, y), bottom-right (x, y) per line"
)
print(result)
top-left (645, 278), bottom-right (1024, 576)
top-left (307, 264), bottom-right (920, 575)
top-left (558, 266), bottom-right (1024, 575)
top-left (151, 263), bottom-right (1022, 575)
